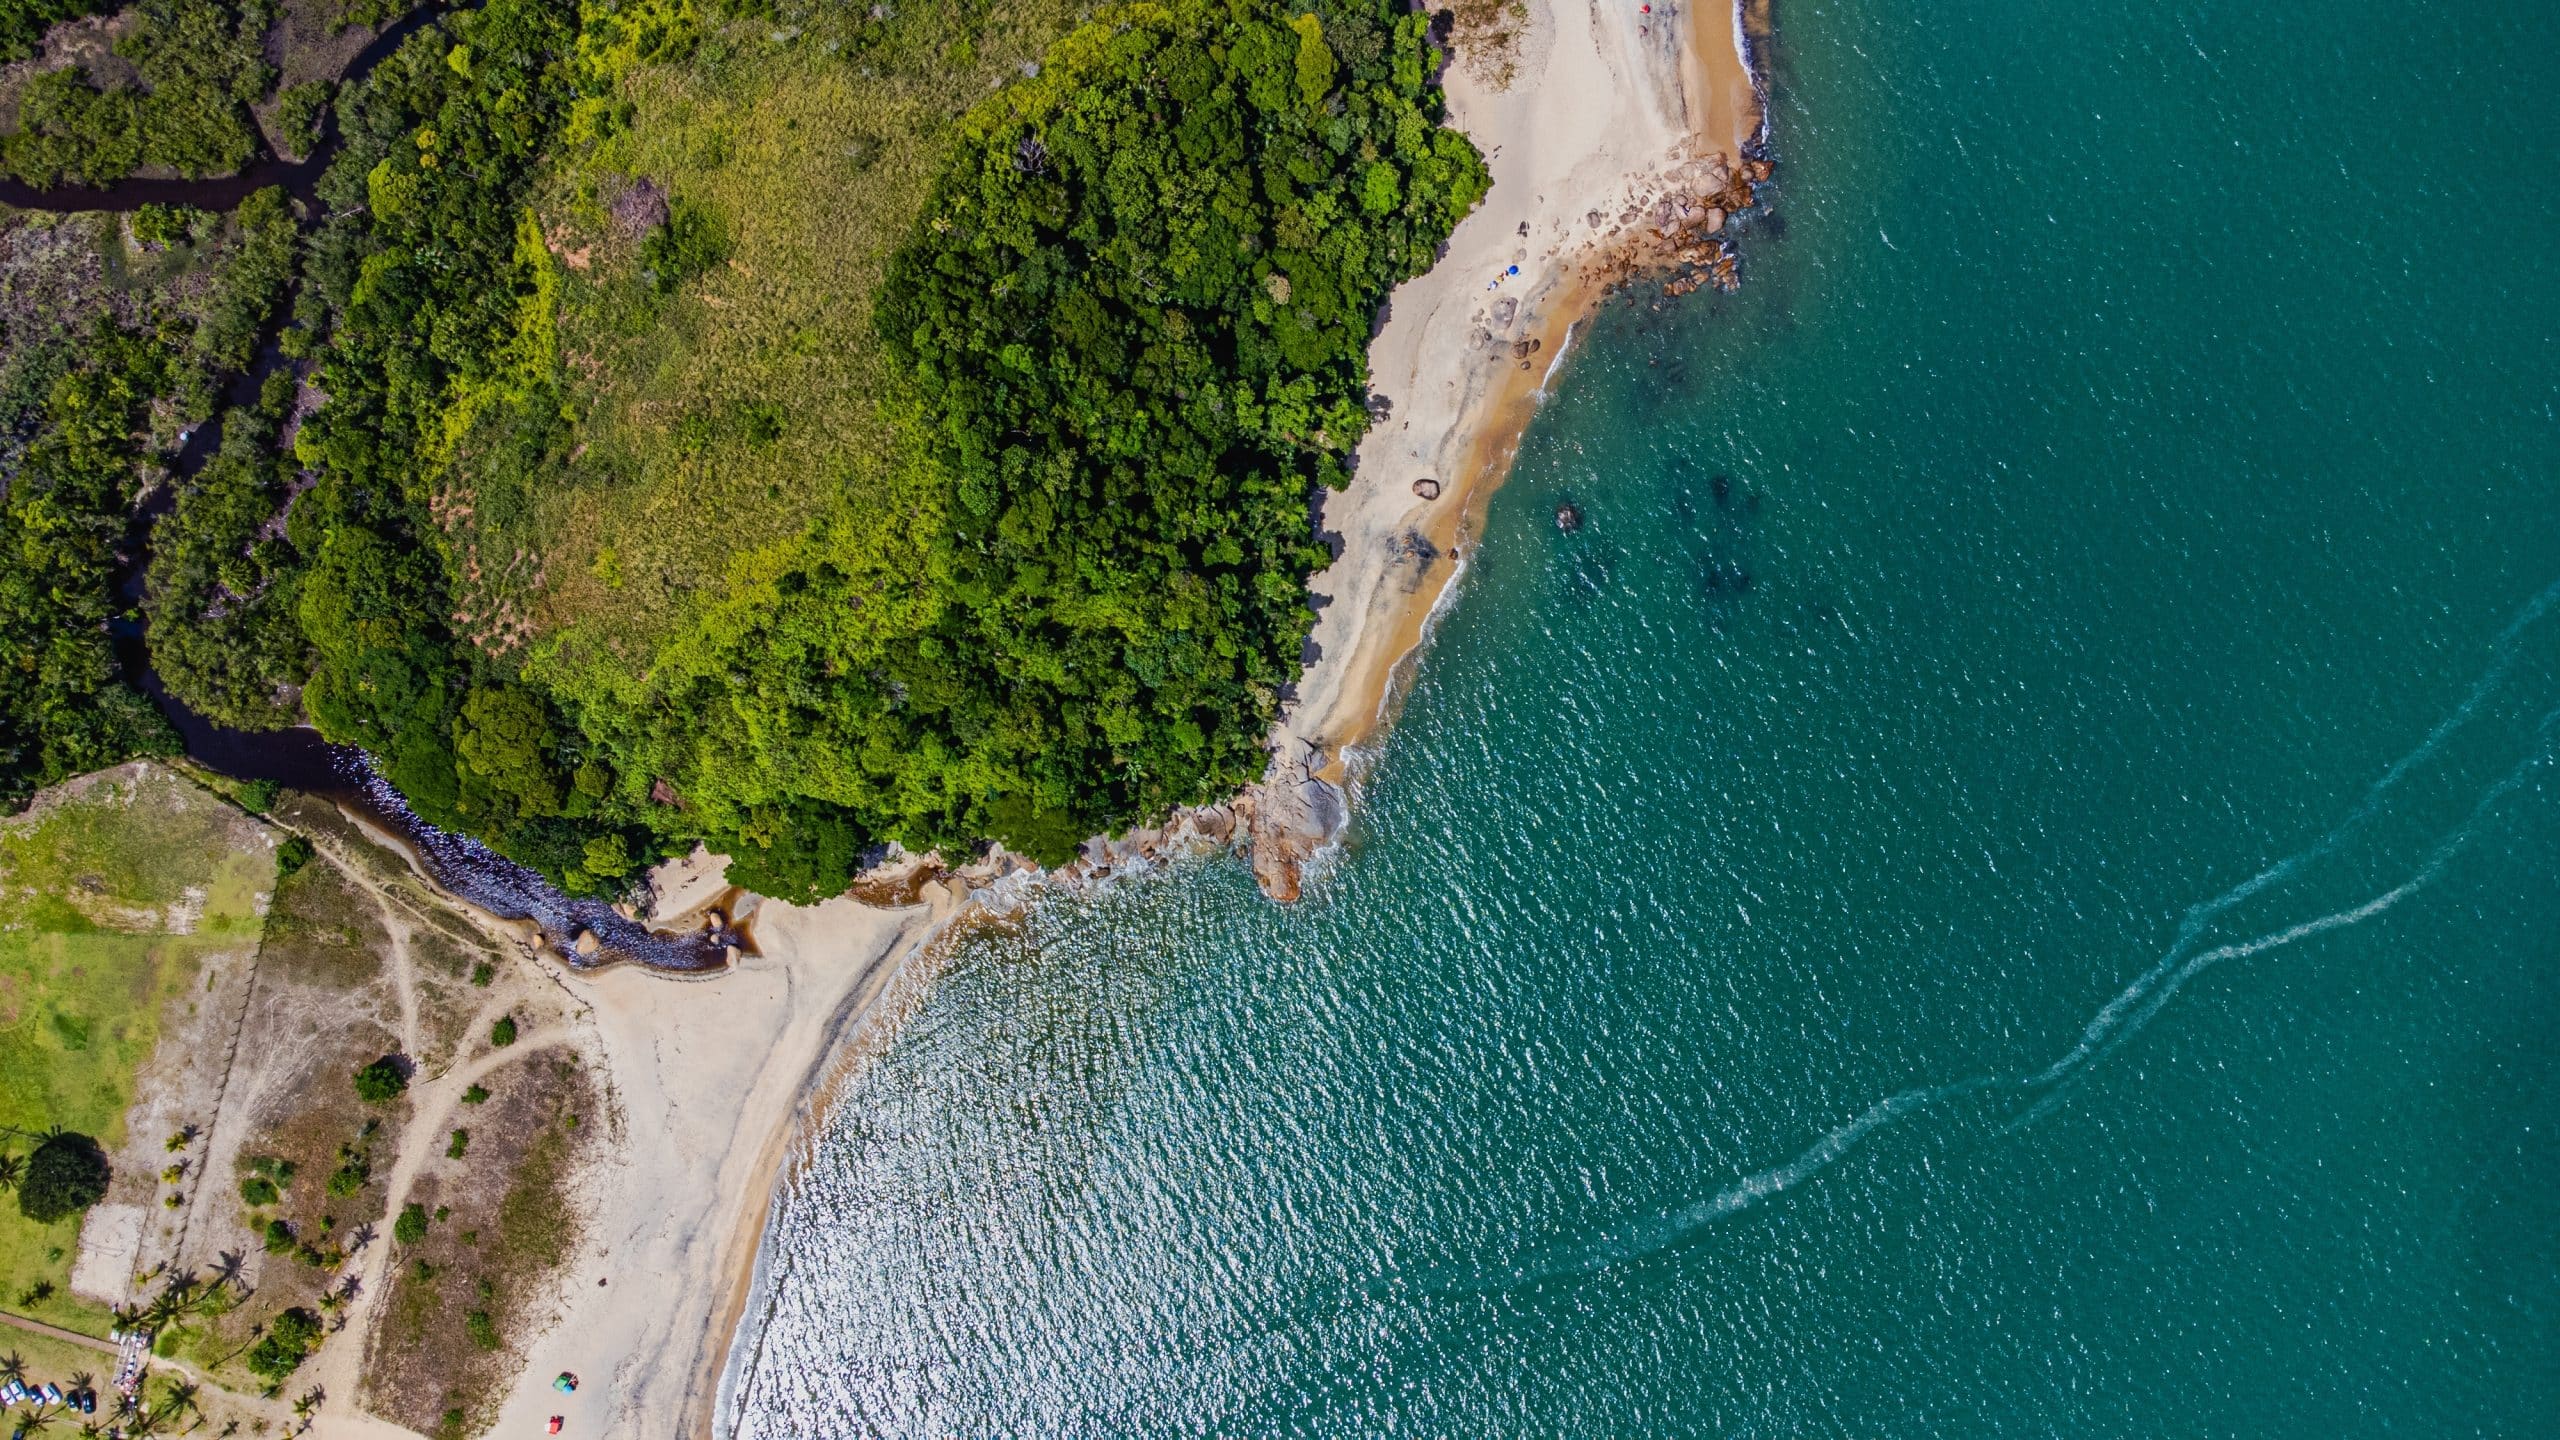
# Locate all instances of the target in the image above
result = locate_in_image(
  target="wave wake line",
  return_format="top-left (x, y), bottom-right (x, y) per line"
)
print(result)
top-left (1410, 584), bottom-right (2560, 1295)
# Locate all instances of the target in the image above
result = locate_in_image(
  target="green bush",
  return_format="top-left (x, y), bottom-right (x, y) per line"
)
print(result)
top-left (325, 1145), bottom-right (370, 1197)
top-left (131, 203), bottom-right (206, 249)
top-left (639, 198), bottom-right (729, 295)
top-left (17, 1131), bottom-right (110, 1223)
top-left (237, 778), bottom-right (282, 813)
top-left (245, 1306), bottom-right (322, 1383)
top-left (261, 1217), bottom-right (296, 1253)
top-left (239, 1175), bottom-right (280, 1207)
top-left (0, 0), bottom-right (116, 65)
top-left (352, 1055), bottom-right (408, 1104)
top-left (277, 835), bottom-right (317, 877)
top-left (464, 1307), bottom-right (498, 1350)
top-left (490, 1015), bottom-right (517, 1048)
top-left (393, 1201), bottom-right (428, 1245)
top-left (446, 1128), bottom-right (469, 1159)
top-left (461, 1083), bottom-right (490, 1105)
top-left (276, 79), bottom-right (336, 156)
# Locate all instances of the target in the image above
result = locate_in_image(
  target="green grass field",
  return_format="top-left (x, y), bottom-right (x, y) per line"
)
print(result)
top-left (0, 767), bottom-right (272, 1335)
top-left (455, 0), bottom-right (1087, 712)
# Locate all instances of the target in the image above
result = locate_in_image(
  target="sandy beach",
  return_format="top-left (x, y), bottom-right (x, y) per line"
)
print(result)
top-left (304, 7), bottom-right (1772, 1435)
top-left (470, 884), bottom-right (967, 1440)
top-left (1251, 0), bottom-right (1768, 897)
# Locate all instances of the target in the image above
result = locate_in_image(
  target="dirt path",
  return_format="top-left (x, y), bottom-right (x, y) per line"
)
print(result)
top-left (376, 899), bottom-right (424, 1060)
top-left (0, 1307), bottom-right (118, 1353)
top-left (299, 1020), bottom-right (580, 1439)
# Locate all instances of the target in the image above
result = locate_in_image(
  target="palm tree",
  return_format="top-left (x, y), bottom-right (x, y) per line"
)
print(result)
top-left (141, 1284), bottom-right (188, 1334)
top-left (206, 1250), bottom-right (246, 1294)
top-left (0, 1348), bottom-right (25, 1384)
top-left (149, 1377), bottom-right (200, 1435)
top-left (0, 1150), bottom-right (23, 1191)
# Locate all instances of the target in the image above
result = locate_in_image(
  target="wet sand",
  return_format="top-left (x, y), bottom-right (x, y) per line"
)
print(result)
top-left (1250, 0), bottom-right (1768, 897)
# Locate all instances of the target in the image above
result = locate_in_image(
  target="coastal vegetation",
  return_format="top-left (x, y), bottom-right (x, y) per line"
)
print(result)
top-left (0, 0), bottom-right (1484, 909)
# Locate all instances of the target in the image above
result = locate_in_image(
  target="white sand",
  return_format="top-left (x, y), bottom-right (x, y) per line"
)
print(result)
top-left (478, 887), bottom-right (958, 1440)
top-left (1252, 0), bottom-right (1764, 896)
top-left (337, 7), bottom-right (1770, 1432)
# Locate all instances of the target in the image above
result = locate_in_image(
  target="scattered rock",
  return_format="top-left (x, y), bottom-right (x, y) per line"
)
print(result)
top-left (606, 176), bottom-right (670, 239)
top-left (572, 929), bottom-right (601, 957)
top-left (1412, 476), bottom-right (1442, 500)
top-left (1706, 206), bottom-right (1726, 233)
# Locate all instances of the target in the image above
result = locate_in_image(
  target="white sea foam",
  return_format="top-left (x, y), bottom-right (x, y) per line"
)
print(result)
top-left (1442, 582), bottom-right (2560, 1289)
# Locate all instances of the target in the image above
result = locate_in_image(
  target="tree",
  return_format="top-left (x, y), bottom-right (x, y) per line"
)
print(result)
top-left (244, 1306), bottom-right (322, 1384)
top-left (18, 1131), bottom-right (110, 1223)
top-left (352, 1055), bottom-right (410, 1104)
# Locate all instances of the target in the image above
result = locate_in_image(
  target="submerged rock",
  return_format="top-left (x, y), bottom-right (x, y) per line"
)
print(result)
top-left (1556, 500), bottom-right (1584, 533)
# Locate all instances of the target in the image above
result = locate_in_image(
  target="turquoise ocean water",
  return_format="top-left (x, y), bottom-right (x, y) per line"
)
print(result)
top-left (727, 0), bottom-right (2560, 1432)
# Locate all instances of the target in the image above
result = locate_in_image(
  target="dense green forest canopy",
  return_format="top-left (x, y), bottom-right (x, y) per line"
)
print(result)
top-left (0, 0), bottom-right (1485, 901)
top-left (0, 0), bottom-right (281, 186)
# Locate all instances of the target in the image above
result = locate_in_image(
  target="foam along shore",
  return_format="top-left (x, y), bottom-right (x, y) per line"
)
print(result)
top-left (1248, 0), bottom-right (1770, 899)
top-left (474, 881), bottom-right (970, 1440)
top-left (444, 6), bottom-right (1768, 1431)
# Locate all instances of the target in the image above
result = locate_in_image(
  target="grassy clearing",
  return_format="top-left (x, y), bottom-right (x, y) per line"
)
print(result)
top-left (0, 766), bottom-right (271, 1336)
top-left (466, 0), bottom-right (1087, 704)
top-left (0, 1322), bottom-right (113, 1398)
top-left (256, 852), bottom-right (391, 992)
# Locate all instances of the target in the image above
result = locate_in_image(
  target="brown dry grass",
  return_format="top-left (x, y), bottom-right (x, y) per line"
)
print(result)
top-left (361, 1055), bottom-right (598, 1439)
top-left (1445, 0), bottom-right (1531, 90)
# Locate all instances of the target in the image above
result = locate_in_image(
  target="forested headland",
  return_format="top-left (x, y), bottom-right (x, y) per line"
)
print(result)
top-left (0, 0), bottom-right (1486, 900)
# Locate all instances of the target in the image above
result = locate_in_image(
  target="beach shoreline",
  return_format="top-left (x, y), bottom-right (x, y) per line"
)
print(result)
top-left (473, 884), bottom-right (974, 1440)
top-left (456, 6), bottom-right (1771, 1434)
top-left (1249, 0), bottom-right (1769, 898)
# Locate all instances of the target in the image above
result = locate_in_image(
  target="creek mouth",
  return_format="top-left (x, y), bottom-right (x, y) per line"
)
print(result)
top-left (127, 656), bottom-right (739, 975)
top-left (39, 6), bottom-right (736, 976)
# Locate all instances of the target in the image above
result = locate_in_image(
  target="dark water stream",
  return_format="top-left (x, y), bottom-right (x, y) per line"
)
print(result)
top-left (0, 2), bottom-right (452, 215)
top-left (136, 666), bottom-right (738, 975)
top-left (34, 6), bottom-right (733, 975)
